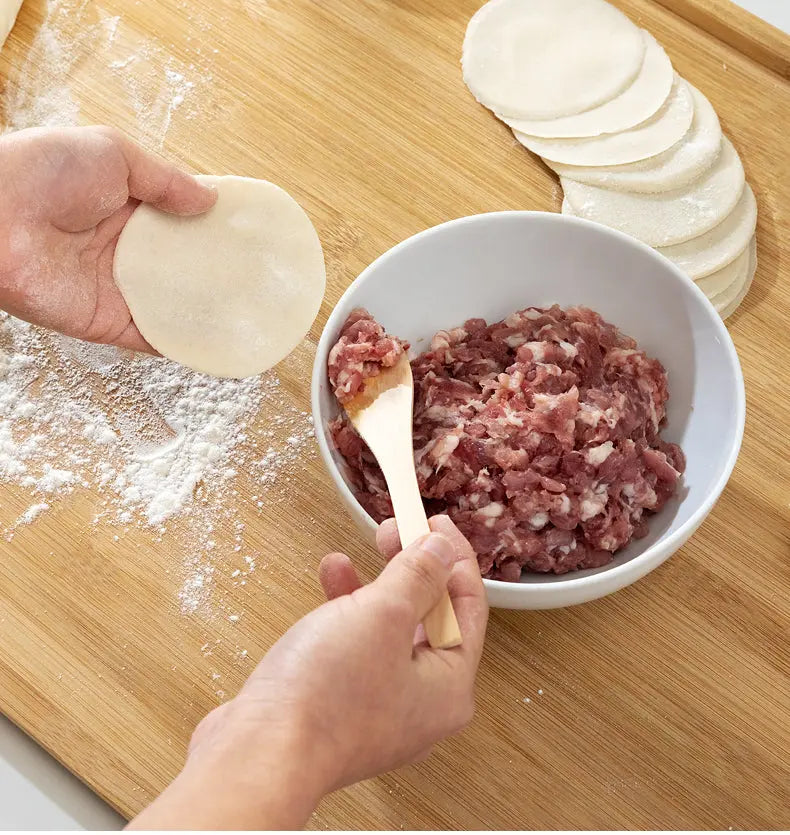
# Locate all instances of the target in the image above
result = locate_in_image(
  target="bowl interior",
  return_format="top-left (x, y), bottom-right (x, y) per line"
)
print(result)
top-left (313, 212), bottom-right (744, 586)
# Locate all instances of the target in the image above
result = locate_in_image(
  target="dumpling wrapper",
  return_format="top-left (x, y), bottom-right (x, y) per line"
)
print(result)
top-left (515, 76), bottom-right (694, 167)
top-left (462, 0), bottom-right (644, 120)
top-left (501, 31), bottom-right (673, 139)
top-left (695, 242), bottom-right (751, 298)
top-left (113, 175), bottom-right (326, 379)
top-left (712, 236), bottom-right (757, 316)
top-left (561, 138), bottom-right (745, 247)
top-left (658, 185), bottom-right (757, 280)
top-left (545, 84), bottom-right (722, 193)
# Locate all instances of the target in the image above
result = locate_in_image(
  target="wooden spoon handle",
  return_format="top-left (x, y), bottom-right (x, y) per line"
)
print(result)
top-left (348, 362), bottom-right (462, 650)
top-left (386, 452), bottom-right (462, 650)
top-left (422, 589), bottom-right (463, 650)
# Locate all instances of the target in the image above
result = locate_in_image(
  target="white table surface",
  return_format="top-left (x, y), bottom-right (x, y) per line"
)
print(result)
top-left (0, 720), bottom-right (123, 830)
top-left (1, 0), bottom-right (787, 830)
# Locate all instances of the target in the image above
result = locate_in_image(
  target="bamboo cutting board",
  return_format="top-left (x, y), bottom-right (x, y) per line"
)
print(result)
top-left (1, 0), bottom-right (789, 828)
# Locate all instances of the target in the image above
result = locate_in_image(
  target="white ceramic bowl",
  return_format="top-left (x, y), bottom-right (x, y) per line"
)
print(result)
top-left (311, 212), bottom-right (745, 609)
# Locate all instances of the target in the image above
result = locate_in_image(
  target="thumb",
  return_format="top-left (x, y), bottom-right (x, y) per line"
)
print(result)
top-left (109, 129), bottom-right (218, 216)
top-left (373, 533), bottom-right (456, 626)
top-left (141, 169), bottom-right (217, 216)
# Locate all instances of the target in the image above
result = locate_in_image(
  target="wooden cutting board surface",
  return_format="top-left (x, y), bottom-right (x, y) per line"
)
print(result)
top-left (1, 0), bottom-right (789, 828)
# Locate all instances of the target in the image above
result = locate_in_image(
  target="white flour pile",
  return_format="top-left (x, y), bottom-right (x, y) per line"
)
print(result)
top-left (0, 313), bottom-right (316, 613)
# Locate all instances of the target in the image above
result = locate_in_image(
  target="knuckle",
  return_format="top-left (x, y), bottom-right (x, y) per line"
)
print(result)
top-left (154, 169), bottom-right (179, 205)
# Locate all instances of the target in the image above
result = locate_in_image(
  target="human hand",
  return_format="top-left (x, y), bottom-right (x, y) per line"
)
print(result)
top-left (128, 516), bottom-right (488, 830)
top-left (0, 126), bottom-right (216, 352)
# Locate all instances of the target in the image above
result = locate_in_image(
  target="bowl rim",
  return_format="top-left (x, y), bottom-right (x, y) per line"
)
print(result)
top-left (310, 210), bottom-right (746, 592)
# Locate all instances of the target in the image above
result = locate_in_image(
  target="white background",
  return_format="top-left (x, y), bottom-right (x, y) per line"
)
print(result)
top-left (1, 0), bottom-right (787, 829)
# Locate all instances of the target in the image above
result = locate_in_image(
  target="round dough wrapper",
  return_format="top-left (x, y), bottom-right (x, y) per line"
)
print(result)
top-left (0, 0), bottom-right (23, 50)
top-left (546, 85), bottom-right (722, 193)
top-left (657, 184), bottom-right (757, 279)
top-left (712, 236), bottom-right (756, 315)
top-left (561, 137), bottom-right (745, 247)
top-left (515, 76), bottom-right (694, 167)
top-left (114, 175), bottom-right (326, 379)
top-left (719, 238), bottom-right (757, 319)
top-left (462, 0), bottom-right (644, 120)
top-left (501, 31), bottom-right (673, 139)
top-left (695, 242), bottom-right (750, 298)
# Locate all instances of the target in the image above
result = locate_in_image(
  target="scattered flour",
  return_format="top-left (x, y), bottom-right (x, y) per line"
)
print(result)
top-left (109, 47), bottom-right (209, 149)
top-left (17, 503), bottom-right (50, 525)
top-left (178, 564), bottom-right (216, 615)
top-left (2, 0), bottom-right (215, 148)
top-left (1, 0), bottom-right (117, 131)
top-left (0, 314), bottom-right (317, 615)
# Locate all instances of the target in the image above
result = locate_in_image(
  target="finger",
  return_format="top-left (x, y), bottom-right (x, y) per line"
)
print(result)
top-left (430, 516), bottom-right (489, 663)
top-left (103, 128), bottom-right (218, 216)
top-left (377, 515), bottom-right (464, 562)
top-left (319, 552), bottom-right (362, 601)
top-left (376, 516), bottom-right (488, 656)
top-left (372, 533), bottom-right (456, 627)
top-left (376, 518), bottom-right (401, 560)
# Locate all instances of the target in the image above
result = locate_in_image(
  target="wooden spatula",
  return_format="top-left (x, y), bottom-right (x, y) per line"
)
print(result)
top-left (344, 354), bottom-right (462, 649)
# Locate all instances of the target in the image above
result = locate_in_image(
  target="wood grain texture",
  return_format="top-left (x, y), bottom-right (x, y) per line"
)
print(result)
top-left (654, 0), bottom-right (790, 79)
top-left (0, 0), bottom-right (789, 828)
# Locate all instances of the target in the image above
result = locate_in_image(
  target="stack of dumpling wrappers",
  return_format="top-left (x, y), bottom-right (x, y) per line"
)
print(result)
top-left (462, 0), bottom-right (757, 318)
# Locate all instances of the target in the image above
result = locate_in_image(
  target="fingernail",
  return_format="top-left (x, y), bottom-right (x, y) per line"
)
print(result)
top-left (421, 533), bottom-right (455, 568)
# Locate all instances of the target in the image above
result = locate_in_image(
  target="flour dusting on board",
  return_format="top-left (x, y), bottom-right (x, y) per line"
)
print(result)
top-left (0, 313), bottom-right (317, 615)
top-left (1, 1), bottom-right (82, 131)
top-left (1, 0), bottom-right (213, 148)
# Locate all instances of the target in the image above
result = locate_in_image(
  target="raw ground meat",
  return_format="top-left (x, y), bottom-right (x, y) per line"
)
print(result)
top-left (327, 309), bottom-right (408, 404)
top-left (329, 306), bottom-right (685, 581)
